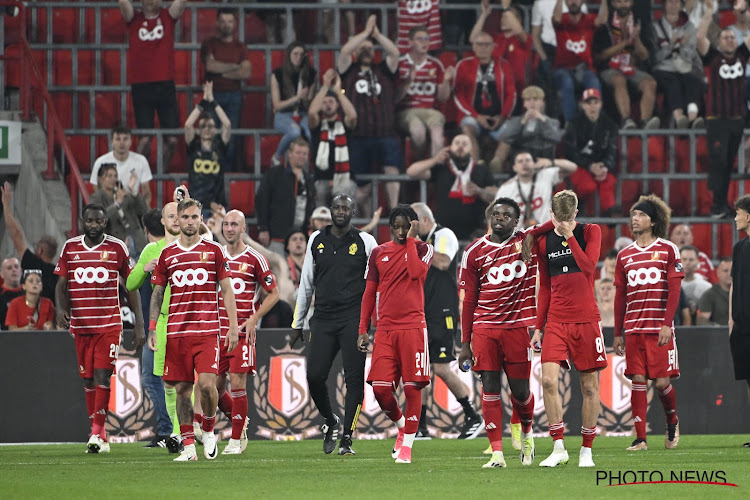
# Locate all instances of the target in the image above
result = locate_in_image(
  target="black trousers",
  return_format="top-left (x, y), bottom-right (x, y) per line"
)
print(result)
top-left (306, 315), bottom-right (366, 438)
top-left (706, 117), bottom-right (745, 210)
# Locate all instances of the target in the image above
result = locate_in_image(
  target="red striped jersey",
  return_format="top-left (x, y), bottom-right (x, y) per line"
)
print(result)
top-left (54, 235), bottom-right (132, 335)
top-left (364, 239), bottom-right (434, 330)
top-left (459, 231), bottom-right (538, 331)
top-left (219, 246), bottom-right (277, 339)
top-left (614, 238), bottom-right (684, 335)
top-left (702, 45), bottom-right (750, 119)
top-left (396, 0), bottom-right (442, 52)
top-left (398, 54), bottom-right (445, 110)
top-left (152, 238), bottom-right (231, 337)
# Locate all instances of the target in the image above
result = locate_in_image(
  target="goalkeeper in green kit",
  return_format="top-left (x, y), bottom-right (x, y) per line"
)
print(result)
top-left (127, 201), bottom-right (182, 452)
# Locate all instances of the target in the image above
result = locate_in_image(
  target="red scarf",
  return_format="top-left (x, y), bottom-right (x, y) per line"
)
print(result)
top-left (447, 158), bottom-right (476, 204)
top-left (609, 14), bottom-right (635, 75)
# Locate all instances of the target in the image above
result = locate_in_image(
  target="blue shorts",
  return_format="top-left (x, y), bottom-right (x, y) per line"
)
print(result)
top-left (348, 136), bottom-right (402, 186)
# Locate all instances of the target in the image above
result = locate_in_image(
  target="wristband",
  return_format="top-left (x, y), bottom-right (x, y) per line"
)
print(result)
top-left (149, 320), bottom-right (157, 331)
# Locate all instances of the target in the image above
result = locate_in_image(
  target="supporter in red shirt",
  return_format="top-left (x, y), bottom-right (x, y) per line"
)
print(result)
top-left (118, 0), bottom-right (187, 170)
top-left (669, 223), bottom-right (716, 283)
top-left (397, 0), bottom-right (442, 52)
top-left (5, 269), bottom-right (55, 330)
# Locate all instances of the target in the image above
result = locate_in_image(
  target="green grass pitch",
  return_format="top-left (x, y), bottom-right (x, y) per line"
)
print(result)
top-left (0, 435), bottom-right (747, 499)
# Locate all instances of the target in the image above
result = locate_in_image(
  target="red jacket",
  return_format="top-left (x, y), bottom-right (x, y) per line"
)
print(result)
top-left (453, 55), bottom-right (516, 120)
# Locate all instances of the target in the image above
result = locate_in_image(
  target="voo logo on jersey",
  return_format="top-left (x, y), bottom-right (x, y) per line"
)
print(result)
top-left (230, 277), bottom-right (246, 295)
top-left (719, 61), bottom-right (744, 79)
top-left (407, 81), bottom-right (437, 96)
top-left (566, 39), bottom-right (587, 54)
top-left (74, 267), bottom-right (109, 284)
top-left (406, 0), bottom-right (432, 14)
top-left (627, 267), bottom-right (661, 286)
top-left (138, 24), bottom-right (164, 42)
top-left (487, 260), bottom-right (526, 284)
top-left (172, 269), bottom-right (208, 287)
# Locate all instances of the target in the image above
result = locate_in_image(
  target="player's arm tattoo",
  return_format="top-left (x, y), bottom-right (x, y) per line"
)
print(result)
top-left (149, 285), bottom-right (165, 325)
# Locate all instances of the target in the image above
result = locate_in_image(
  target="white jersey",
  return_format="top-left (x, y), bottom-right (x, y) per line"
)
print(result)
top-left (531, 0), bottom-right (585, 46)
top-left (91, 151), bottom-right (153, 195)
top-left (495, 166), bottom-right (561, 228)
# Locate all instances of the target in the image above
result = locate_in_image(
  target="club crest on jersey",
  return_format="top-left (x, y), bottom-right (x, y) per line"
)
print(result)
top-left (239, 262), bottom-right (249, 273)
top-left (100, 251), bottom-right (110, 261)
top-left (201, 252), bottom-right (209, 262)
top-left (514, 241), bottom-right (522, 253)
top-left (561, 241), bottom-right (568, 247)
top-left (349, 243), bottom-right (358, 255)
top-left (651, 251), bottom-right (659, 261)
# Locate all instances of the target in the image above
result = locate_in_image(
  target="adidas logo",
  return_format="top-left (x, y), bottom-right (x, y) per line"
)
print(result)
top-left (415, 370), bottom-right (421, 376)
top-left (634, 416), bottom-right (642, 422)
top-left (485, 422), bottom-right (497, 430)
top-left (240, 362), bottom-right (249, 368)
top-left (485, 256), bottom-right (492, 263)
top-left (627, 258), bottom-right (633, 264)
top-left (232, 414), bottom-right (244, 420)
top-left (73, 254), bottom-right (81, 260)
top-left (171, 258), bottom-right (178, 264)
top-left (407, 415), bottom-right (419, 422)
top-left (596, 355), bottom-right (605, 362)
top-left (211, 363), bottom-right (218, 369)
top-left (382, 256), bottom-right (389, 262)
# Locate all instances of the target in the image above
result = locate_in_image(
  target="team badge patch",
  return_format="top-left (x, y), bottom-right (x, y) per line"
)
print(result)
top-left (100, 251), bottom-right (109, 261)
top-left (239, 262), bottom-right (249, 273)
top-left (651, 251), bottom-right (660, 261)
top-left (349, 243), bottom-right (358, 255)
top-left (201, 252), bottom-right (209, 263)
top-left (514, 241), bottom-right (522, 253)
top-left (561, 241), bottom-right (568, 247)
top-left (675, 262), bottom-right (683, 273)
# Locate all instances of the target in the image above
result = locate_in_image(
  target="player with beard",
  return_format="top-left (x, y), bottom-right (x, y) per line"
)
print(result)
top-left (459, 199), bottom-right (555, 468)
top-left (292, 194), bottom-right (377, 455)
top-left (149, 199), bottom-right (238, 462)
top-left (406, 134), bottom-right (497, 240)
top-left (213, 210), bottom-right (279, 455)
top-left (358, 205), bottom-right (434, 464)
top-left (613, 195), bottom-right (682, 451)
top-left (56, 204), bottom-right (145, 453)
top-left (526, 190), bottom-right (605, 468)
top-left (127, 202), bottom-right (182, 451)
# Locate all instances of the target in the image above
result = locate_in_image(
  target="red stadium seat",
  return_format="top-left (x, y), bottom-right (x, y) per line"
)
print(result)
top-left (34, 7), bottom-right (79, 43)
top-left (244, 12), bottom-right (267, 44)
top-left (102, 50), bottom-right (124, 86)
top-left (229, 180), bottom-right (255, 215)
top-left (68, 135), bottom-right (92, 173)
top-left (719, 10), bottom-right (735, 29)
top-left (242, 92), bottom-right (267, 128)
top-left (317, 50), bottom-right (336, 76)
top-left (260, 135), bottom-right (282, 170)
top-left (244, 135), bottom-right (256, 170)
top-left (196, 9), bottom-right (217, 43)
top-left (248, 51), bottom-right (267, 86)
top-left (84, 8), bottom-right (128, 44)
top-left (174, 51), bottom-right (192, 86)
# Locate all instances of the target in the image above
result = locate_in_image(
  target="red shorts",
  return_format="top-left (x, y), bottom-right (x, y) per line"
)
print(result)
top-left (218, 338), bottom-right (256, 375)
top-left (472, 327), bottom-right (532, 379)
top-left (367, 328), bottom-right (431, 386)
top-left (75, 331), bottom-right (121, 379)
top-left (624, 332), bottom-right (680, 380)
top-left (541, 321), bottom-right (608, 372)
top-left (163, 335), bottom-right (219, 383)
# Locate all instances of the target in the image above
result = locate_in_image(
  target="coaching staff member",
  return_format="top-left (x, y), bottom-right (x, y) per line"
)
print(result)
top-left (292, 194), bottom-right (377, 456)
top-left (730, 194), bottom-right (750, 447)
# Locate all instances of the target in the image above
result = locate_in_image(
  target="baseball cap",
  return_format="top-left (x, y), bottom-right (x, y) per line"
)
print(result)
top-left (582, 88), bottom-right (601, 101)
top-left (311, 206), bottom-right (332, 221)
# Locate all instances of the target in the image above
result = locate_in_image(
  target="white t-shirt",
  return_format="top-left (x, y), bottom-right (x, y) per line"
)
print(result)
top-left (532, 0), bottom-right (586, 47)
top-left (90, 151), bottom-right (153, 195)
top-left (495, 166), bottom-right (561, 228)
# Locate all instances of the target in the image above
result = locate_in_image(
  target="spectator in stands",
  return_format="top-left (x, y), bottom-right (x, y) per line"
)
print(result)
top-left (728, 1), bottom-right (750, 98)
top-left (0, 257), bottom-right (23, 330)
top-left (309, 206), bottom-right (333, 232)
top-left (309, 69), bottom-right (358, 207)
top-left (285, 229), bottom-right (307, 296)
top-left (90, 126), bottom-right (153, 207)
top-left (405, 134), bottom-right (497, 240)
top-left (593, 0), bottom-right (660, 130)
top-left (256, 137), bottom-right (316, 256)
top-left (681, 245), bottom-right (713, 322)
top-left (1, 182), bottom-right (58, 303)
top-left (183, 82), bottom-right (231, 219)
top-left (397, 26), bottom-right (454, 161)
top-left (652, 0), bottom-right (704, 129)
top-left (442, 0), bottom-right (478, 46)
top-left (271, 42), bottom-right (317, 168)
top-left (495, 151), bottom-right (577, 227)
top-left (4, 269), bottom-right (55, 331)
top-left (598, 248), bottom-right (619, 280)
top-left (686, 0), bottom-right (718, 33)
top-left (454, 31), bottom-right (516, 162)
top-left (89, 163), bottom-right (149, 255)
top-left (338, 15), bottom-right (402, 211)
top-left (397, 0), bottom-right (442, 53)
top-left (551, 0), bottom-right (606, 123)
top-left (698, 0), bottom-right (750, 219)
top-left (493, 85), bottom-right (565, 172)
top-left (564, 88), bottom-right (619, 216)
top-left (595, 276), bottom-right (615, 327)
top-left (118, 0), bottom-right (186, 170)
top-left (614, 235), bottom-right (634, 251)
top-left (675, 288), bottom-right (693, 325)
top-left (697, 256), bottom-right (732, 325)
top-left (200, 8), bottom-right (251, 172)
top-left (670, 223), bottom-right (716, 282)
top-left (471, 0), bottom-right (532, 97)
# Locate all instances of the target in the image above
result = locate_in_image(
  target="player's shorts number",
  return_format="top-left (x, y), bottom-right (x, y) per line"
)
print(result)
top-left (109, 343), bottom-right (120, 359)
top-left (172, 268), bottom-right (209, 287)
top-left (595, 336), bottom-right (604, 354)
top-left (627, 267), bottom-right (661, 286)
top-left (668, 348), bottom-right (677, 371)
top-left (415, 352), bottom-right (426, 371)
top-left (487, 261), bottom-right (527, 284)
top-left (242, 344), bottom-right (250, 362)
top-left (74, 266), bottom-right (109, 284)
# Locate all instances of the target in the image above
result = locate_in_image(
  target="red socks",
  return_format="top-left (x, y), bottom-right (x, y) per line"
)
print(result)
top-left (91, 385), bottom-right (110, 440)
top-left (372, 382), bottom-right (403, 423)
top-left (194, 413), bottom-right (203, 427)
top-left (403, 384), bottom-right (422, 434)
top-left (581, 426), bottom-right (596, 448)
top-left (511, 393), bottom-right (534, 434)
top-left (658, 384), bottom-right (678, 425)
top-left (180, 424), bottom-right (195, 446)
top-left (230, 389), bottom-right (248, 440)
top-left (631, 382), bottom-right (648, 440)
top-left (84, 387), bottom-right (96, 432)
top-left (482, 392), bottom-right (503, 452)
top-left (202, 415), bottom-right (215, 433)
top-left (218, 391), bottom-right (233, 420)
top-left (549, 421), bottom-right (564, 441)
